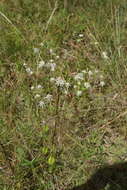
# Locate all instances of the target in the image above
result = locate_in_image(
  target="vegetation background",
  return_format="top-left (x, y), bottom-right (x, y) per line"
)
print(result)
top-left (0, 0), bottom-right (127, 189)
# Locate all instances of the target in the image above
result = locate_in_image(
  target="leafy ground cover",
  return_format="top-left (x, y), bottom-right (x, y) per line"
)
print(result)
top-left (0, 0), bottom-right (127, 189)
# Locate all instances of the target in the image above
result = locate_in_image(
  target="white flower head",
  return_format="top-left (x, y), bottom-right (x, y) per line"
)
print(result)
top-left (50, 77), bottom-right (55, 82)
top-left (79, 34), bottom-right (84, 37)
top-left (55, 77), bottom-right (65, 87)
top-left (26, 67), bottom-right (33, 75)
top-left (49, 59), bottom-right (54, 63)
top-left (56, 55), bottom-right (59, 59)
top-left (40, 42), bottom-right (44, 47)
top-left (76, 90), bottom-right (82, 96)
top-left (49, 48), bottom-right (54, 54)
top-left (100, 75), bottom-right (104, 79)
top-left (33, 47), bottom-right (40, 54)
top-left (102, 51), bottom-right (109, 59)
top-left (39, 101), bottom-right (45, 108)
top-left (88, 70), bottom-right (93, 76)
top-left (95, 69), bottom-right (99, 73)
top-left (23, 63), bottom-right (27, 67)
top-left (35, 94), bottom-right (41, 98)
top-left (31, 86), bottom-right (34, 90)
top-left (74, 73), bottom-right (84, 81)
top-left (50, 63), bottom-right (56, 71)
top-left (82, 70), bottom-right (87, 74)
top-left (44, 94), bottom-right (52, 102)
top-left (37, 85), bottom-right (42, 89)
top-left (38, 60), bottom-right (45, 68)
top-left (74, 85), bottom-right (77, 89)
top-left (100, 81), bottom-right (105, 87)
top-left (94, 41), bottom-right (99, 45)
top-left (65, 82), bottom-right (70, 88)
top-left (84, 82), bottom-right (91, 89)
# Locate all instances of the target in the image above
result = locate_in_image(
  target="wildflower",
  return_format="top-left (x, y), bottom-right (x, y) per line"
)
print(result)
top-left (65, 82), bottom-right (70, 88)
top-left (88, 70), bottom-right (93, 76)
top-left (74, 73), bottom-right (84, 81)
top-left (74, 85), bottom-right (77, 89)
top-left (49, 48), bottom-right (54, 54)
top-left (77, 81), bottom-right (81, 85)
top-left (102, 51), bottom-right (109, 59)
top-left (26, 67), bottom-right (33, 75)
top-left (40, 42), bottom-right (44, 47)
top-left (82, 70), bottom-right (87, 74)
top-left (49, 59), bottom-right (54, 63)
top-left (84, 82), bottom-right (91, 89)
top-left (79, 34), bottom-right (84, 37)
top-left (50, 63), bottom-right (56, 71)
top-left (50, 77), bottom-right (55, 82)
top-left (100, 81), bottom-right (105, 87)
top-left (100, 75), bottom-right (104, 79)
top-left (35, 94), bottom-right (41, 98)
top-left (76, 90), bottom-right (82, 96)
top-left (44, 94), bottom-right (52, 102)
top-left (94, 41), bottom-right (99, 45)
top-left (31, 86), bottom-right (34, 90)
top-left (64, 90), bottom-right (68, 95)
top-left (33, 47), bottom-right (40, 54)
top-left (56, 55), bottom-right (59, 59)
top-left (95, 69), bottom-right (99, 73)
top-left (37, 85), bottom-right (42, 89)
top-left (23, 63), bottom-right (27, 67)
top-left (55, 77), bottom-right (65, 87)
top-left (38, 60), bottom-right (45, 68)
top-left (39, 101), bottom-right (45, 108)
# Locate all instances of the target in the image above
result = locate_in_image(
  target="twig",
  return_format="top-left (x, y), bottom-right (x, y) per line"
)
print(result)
top-left (101, 110), bottom-right (127, 128)
top-left (45, 0), bottom-right (58, 32)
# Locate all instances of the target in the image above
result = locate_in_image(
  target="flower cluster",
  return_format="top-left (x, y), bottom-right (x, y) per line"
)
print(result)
top-left (73, 69), bottom-right (106, 96)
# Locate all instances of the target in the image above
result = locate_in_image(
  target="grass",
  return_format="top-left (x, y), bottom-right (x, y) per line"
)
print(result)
top-left (0, 0), bottom-right (127, 189)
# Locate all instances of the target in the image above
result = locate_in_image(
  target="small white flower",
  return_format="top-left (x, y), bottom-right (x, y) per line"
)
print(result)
top-left (74, 73), bottom-right (84, 81)
top-left (100, 75), bottom-right (104, 79)
top-left (102, 51), bottom-right (109, 59)
top-left (44, 94), bottom-right (52, 102)
top-left (26, 68), bottom-right (31, 73)
top-left (100, 81), bottom-right (105, 87)
top-left (35, 94), bottom-right (41, 98)
top-left (40, 42), bottom-right (44, 47)
top-left (49, 48), bottom-right (54, 54)
top-left (39, 101), bottom-right (45, 108)
top-left (76, 90), bottom-right (82, 96)
top-left (64, 90), bottom-right (68, 95)
top-left (74, 85), bottom-right (77, 89)
top-left (65, 82), bottom-right (70, 88)
top-left (31, 86), bottom-right (34, 90)
top-left (56, 55), bottom-right (59, 59)
top-left (49, 59), bottom-right (54, 63)
top-left (29, 71), bottom-right (33, 75)
top-left (26, 68), bottom-right (33, 75)
top-left (84, 82), bottom-right (91, 89)
top-left (82, 70), bottom-right (87, 74)
top-left (33, 47), bottom-right (40, 54)
top-left (88, 70), bottom-right (93, 76)
top-left (95, 69), bottom-right (99, 73)
top-left (37, 85), bottom-right (42, 89)
top-left (94, 41), bottom-right (99, 45)
top-left (79, 34), bottom-right (84, 37)
top-left (77, 81), bottom-right (81, 85)
top-left (55, 77), bottom-right (65, 87)
top-left (50, 77), bottom-right (55, 82)
top-left (23, 63), bottom-right (27, 67)
top-left (38, 60), bottom-right (45, 68)
top-left (50, 63), bottom-right (56, 71)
